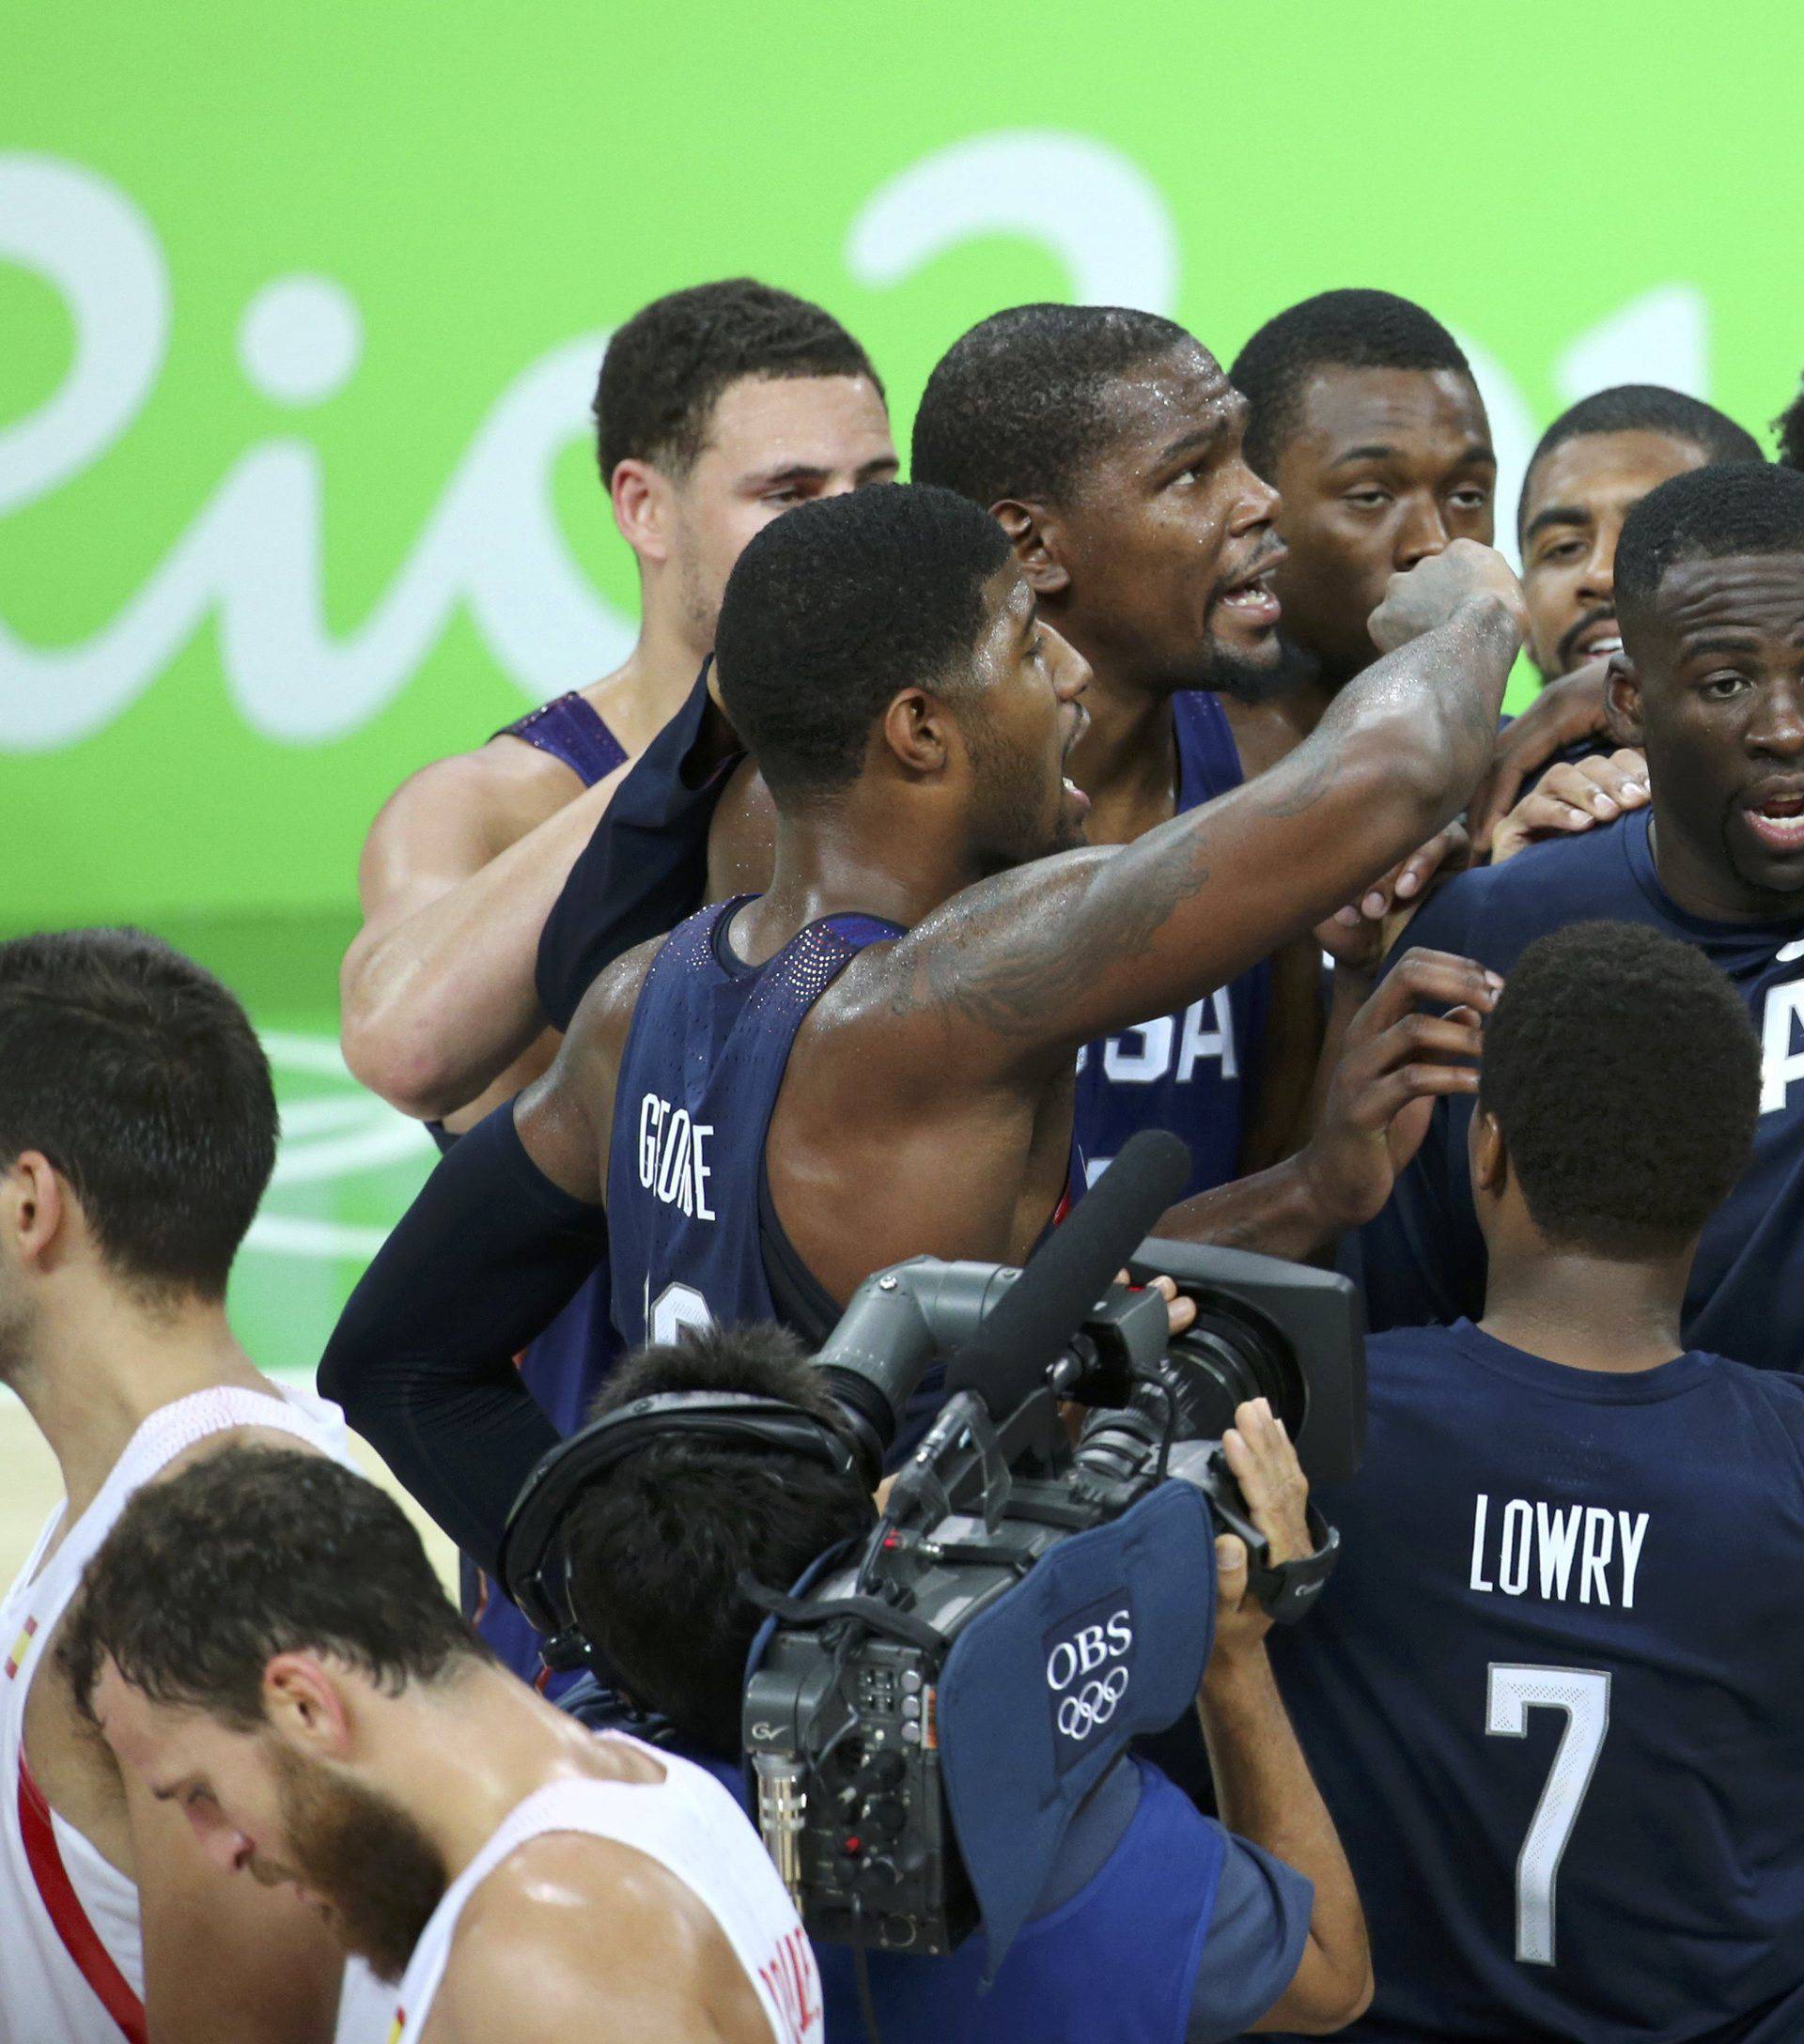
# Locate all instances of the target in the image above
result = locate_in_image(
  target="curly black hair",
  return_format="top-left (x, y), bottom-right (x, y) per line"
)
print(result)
top-left (1478, 921), bottom-right (1759, 1257)
top-left (594, 278), bottom-right (882, 484)
top-left (1519, 384), bottom-right (1762, 537)
top-left (1229, 288), bottom-right (1472, 476)
top-left (562, 1323), bottom-right (873, 1756)
top-left (910, 302), bottom-right (1194, 510)
top-left (1614, 459), bottom-right (1804, 625)
top-left (713, 481), bottom-right (1013, 801)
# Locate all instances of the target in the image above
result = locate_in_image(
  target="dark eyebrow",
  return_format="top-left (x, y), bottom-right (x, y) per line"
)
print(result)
top-left (738, 462), bottom-right (832, 491)
top-left (1330, 441), bottom-right (1497, 472)
top-left (1682, 629), bottom-right (1763, 657)
top-left (857, 455), bottom-right (901, 481)
top-left (1159, 419), bottom-right (1227, 468)
top-left (1524, 503), bottom-right (1593, 544)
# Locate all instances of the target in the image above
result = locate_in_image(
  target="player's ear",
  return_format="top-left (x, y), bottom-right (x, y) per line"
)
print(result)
top-left (879, 688), bottom-right (954, 778)
top-left (1604, 650), bottom-right (1645, 749)
top-left (1470, 1109), bottom-right (1508, 1200)
top-left (611, 457), bottom-right (672, 567)
top-left (991, 500), bottom-right (1072, 597)
top-left (261, 1653), bottom-right (354, 1760)
top-left (1, 1151), bottom-right (72, 1275)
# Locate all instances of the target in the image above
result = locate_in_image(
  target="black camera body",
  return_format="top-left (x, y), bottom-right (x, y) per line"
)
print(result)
top-left (740, 1234), bottom-right (1363, 1955)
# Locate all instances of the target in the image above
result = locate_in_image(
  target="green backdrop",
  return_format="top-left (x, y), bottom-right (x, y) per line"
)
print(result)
top-left (5, 1), bottom-right (1803, 1368)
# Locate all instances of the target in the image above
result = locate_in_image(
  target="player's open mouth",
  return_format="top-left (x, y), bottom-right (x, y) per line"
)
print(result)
top-left (1746, 788), bottom-right (1804, 851)
top-left (1574, 621), bottom-right (1622, 660)
top-left (1216, 571), bottom-right (1282, 627)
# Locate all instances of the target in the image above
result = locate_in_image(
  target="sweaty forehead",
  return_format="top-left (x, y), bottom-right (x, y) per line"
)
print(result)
top-left (1524, 429), bottom-right (1708, 528)
top-left (1636, 550), bottom-right (1804, 645)
top-left (1287, 364), bottom-right (1487, 462)
top-left (1088, 345), bottom-right (1236, 458)
top-left (694, 372), bottom-right (893, 474)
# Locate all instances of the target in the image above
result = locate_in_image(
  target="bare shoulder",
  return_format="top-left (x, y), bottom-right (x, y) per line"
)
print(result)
top-left (435, 1835), bottom-right (757, 2043)
top-left (365, 733), bottom-right (585, 874)
top-left (566, 934), bottom-right (662, 1063)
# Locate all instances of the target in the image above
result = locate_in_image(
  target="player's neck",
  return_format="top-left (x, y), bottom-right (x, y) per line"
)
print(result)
top-left (11, 1290), bottom-right (269, 1525)
top-left (1645, 811), bottom-right (1804, 924)
top-left (1480, 1252), bottom-right (1690, 1373)
top-left (580, 591), bottom-right (711, 753)
top-left (737, 807), bottom-right (973, 958)
top-left (377, 1662), bottom-right (621, 1880)
top-left (1064, 664), bottom-right (1177, 845)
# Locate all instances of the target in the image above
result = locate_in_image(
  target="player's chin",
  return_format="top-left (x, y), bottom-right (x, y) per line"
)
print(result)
top-left (1728, 824), bottom-right (1804, 898)
top-left (1205, 611), bottom-right (1283, 667)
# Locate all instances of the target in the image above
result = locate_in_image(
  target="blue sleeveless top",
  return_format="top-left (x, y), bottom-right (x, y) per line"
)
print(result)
top-left (494, 689), bottom-right (629, 783)
top-left (459, 690), bottom-right (627, 1682)
top-left (1072, 691), bottom-right (1270, 1202)
top-left (606, 898), bottom-right (903, 1349)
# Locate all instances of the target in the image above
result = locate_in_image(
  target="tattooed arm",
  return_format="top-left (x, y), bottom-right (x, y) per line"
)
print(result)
top-left (875, 545), bottom-right (1522, 1081)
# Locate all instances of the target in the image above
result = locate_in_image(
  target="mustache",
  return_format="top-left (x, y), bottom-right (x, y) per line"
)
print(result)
top-left (1557, 604), bottom-right (1617, 673)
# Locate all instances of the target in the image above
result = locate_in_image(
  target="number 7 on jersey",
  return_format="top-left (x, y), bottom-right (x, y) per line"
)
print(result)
top-left (1485, 1664), bottom-right (1611, 1966)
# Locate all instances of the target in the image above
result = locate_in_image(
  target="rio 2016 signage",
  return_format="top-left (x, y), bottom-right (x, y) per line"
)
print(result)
top-left (0, 128), bottom-right (1734, 925)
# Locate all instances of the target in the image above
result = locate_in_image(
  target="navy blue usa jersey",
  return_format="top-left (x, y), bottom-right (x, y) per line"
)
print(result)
top-left (1266, 1321), bottom-right (1804, 2042)
top-left (606, 897), bottom-right (901, 1348)
top-left (1361, 808), bottom-right (1804, 1370)
top-left (1074, 691), bottom-right (1271, 1201)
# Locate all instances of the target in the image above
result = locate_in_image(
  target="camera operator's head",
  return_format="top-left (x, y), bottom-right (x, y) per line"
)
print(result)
top-left (562, 1323), bottom-right (875, 1755)
top-left (1470, 921), bottom-right (1760, 1278)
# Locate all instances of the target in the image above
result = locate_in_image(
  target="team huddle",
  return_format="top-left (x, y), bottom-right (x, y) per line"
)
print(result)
top-left (6, 277), bottom-right (1804, 2042)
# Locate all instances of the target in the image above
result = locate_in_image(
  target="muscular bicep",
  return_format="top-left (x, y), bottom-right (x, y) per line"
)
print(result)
top-left (512, 941), bottom-right (657, 1201)
top-left (129, 1774), bottom-right (345, 2044)
top-left (351, 758), bottom-right (514, 930)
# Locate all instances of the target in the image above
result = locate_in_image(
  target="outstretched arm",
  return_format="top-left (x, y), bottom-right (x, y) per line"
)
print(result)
top-left (875, 546), bottom-right (1522, 1084)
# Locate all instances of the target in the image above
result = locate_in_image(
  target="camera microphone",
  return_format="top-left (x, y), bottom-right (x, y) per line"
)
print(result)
top-left (941, 1130), bottom-right (1190, 1415)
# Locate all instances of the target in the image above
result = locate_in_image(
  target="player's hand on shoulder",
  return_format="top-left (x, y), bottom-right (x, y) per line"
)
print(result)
top-left (1489, 748), bottom-right (1650, 864)
top-left (1467, 656), bottom-right (1615, 854)
top-left (1213, 1400), bottom-right (1310, 1652)
top-left (1368, 539), bottom-right (1527, 656)
top-left (1297, 948), bottom-right (1499, 1232)
top-left (1316, 820), bottom-right (1472, 983)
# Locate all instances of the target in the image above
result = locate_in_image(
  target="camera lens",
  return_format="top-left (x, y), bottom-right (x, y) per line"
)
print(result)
top-left (1160, 1305), bottom-right (1303, 1442)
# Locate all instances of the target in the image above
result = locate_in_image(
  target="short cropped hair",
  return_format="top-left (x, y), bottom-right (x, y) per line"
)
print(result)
top-left (593, 278), bottom-right (882, 485)
top-left (1614, 460), bottom-right (1804, 624)
top-left (713, 482), bottom-right (1013, 801)
top-left (60, 1448), bottom-right (485, 1728)
top-left (910, 303), bottom-right (1192, 509)
top-left (0, 930), bottom-right (276, 1300)
top-left (1477, 922), bottom-right (1758, 1257)
top-left (1520, 385), bottom-right (1763, 536)
top-left (1230, 288), bottom-right (1472, 475)
top-left (562, 1323), bottom-right (873, 1756)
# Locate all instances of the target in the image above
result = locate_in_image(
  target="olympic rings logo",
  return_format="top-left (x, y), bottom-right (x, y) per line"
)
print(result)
top-left (1054, 1666), bottom-right (1130, 1742)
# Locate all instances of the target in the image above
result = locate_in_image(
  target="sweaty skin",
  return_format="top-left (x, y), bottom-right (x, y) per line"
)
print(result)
top-left (515, 542), bottom-right (1519, 1306)
top-left (340, 374), bottom-right (896, 1129)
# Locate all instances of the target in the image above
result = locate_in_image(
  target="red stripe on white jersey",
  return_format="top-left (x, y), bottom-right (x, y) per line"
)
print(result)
top-left (17, 1759), bottom-right (148, 2044)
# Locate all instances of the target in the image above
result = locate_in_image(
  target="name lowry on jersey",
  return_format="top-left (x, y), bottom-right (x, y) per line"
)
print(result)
top-left (637, 1092), bottom-right (715, 1220)
top-left (1469, 1494), bottom-right (1650, 1608)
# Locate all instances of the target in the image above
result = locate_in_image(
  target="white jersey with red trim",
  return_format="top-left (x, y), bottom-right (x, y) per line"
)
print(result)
top-left (390, 1732), bottom-right (822, 2044)
top-left (0, 1383), bottom-right (385, 2044)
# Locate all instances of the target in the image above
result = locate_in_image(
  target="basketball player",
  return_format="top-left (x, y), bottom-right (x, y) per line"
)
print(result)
top-left (908, 305), bottom-right (1328, 1197)
top-left (1517, 385), bottom-right (1762, 682)
top-left (341, 279), bottom-right (894, 1133)
top-left (324, 479), bottom-right (1519, 1549)
top-left (0, 930), bottom-right (382, 2044)
top-left (1362, 461), bottom-right (1804, 1372)
top-left (1269, 921), bottom-right (1804, 2040)
top-left (341, 280), bottom-right (894, 1680)
top-left (63, 1449), bottom-right (822, 2044)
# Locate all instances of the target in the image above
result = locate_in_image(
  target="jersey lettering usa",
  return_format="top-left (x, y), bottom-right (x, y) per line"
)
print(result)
top-left (1073, 691), bottom-right (1269, 1201)
top-left (1361, 809), bottom-right (1804, 1370)
top-left (606, 898), bottom-right (900, 1349)
top-left (1265, 1321), bottom-right (1804, 2042)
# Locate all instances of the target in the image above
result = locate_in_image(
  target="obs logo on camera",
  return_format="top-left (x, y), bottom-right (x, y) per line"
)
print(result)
top-left (1044, 1596), bottom-right (1134, 1773)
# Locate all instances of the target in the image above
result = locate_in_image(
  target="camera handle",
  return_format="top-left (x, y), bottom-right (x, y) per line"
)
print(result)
top-left (1195, 1448), bottom-right (1341, 1625)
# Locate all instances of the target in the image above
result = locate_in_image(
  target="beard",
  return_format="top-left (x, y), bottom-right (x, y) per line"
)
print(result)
top-left (1198, 633), bottom-right (1310, 705)
top-left (271, 1745), bottom-right (448, 1983)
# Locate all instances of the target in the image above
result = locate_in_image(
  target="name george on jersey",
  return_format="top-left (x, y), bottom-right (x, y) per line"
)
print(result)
top-left (637, 1092), bottom-right (715, 1220)
top-left (1469, 1494), bottom-right (1650, 1608)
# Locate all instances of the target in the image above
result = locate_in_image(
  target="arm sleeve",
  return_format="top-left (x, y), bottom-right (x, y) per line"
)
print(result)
top-left (317, 1104), bottom-right (608, 1576)
top-left (537, 661), bottom-right (736, 1030)
top-left (1184, 1833), bottom-right (1314, 2043)
top-left (1355, 877), bottom-right (1489, 1332)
